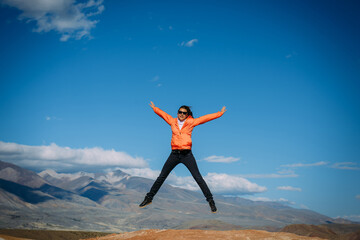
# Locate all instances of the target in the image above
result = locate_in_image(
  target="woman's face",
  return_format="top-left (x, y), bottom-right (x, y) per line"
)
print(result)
top-left (178, 107), bottom-right (189, 121)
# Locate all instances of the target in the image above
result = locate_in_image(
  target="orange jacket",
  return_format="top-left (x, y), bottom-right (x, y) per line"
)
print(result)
top-left (153, 107), bottom-right (224, 150)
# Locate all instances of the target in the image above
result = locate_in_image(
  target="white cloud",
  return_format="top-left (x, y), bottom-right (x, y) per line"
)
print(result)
top-left (340, 215), bottom-right (360, 223)
top-left (150, 75), bottom-right (162, 87)
top-left (239, 172), bottom-right (298, 179)
top-left (277, 186), bottom-right (302, 192)
top-left (247, 196), bottom-right (272, 202)
top-left (121, 168), bottom-right (199, 191)
top-left (151, 75), bottom-right (160, 82)
top-left (60, 34), bottom-right (71, 42)
top-left (45, 116), bottom-right (61, 121)
top-left (299, 204), bottom-right (310, 209)
top-left (331, 162), bottom-right (360, 170)
top-left (0, 141), bottom-right (267, 195)
top-left (285, 51), bottom-right (297, 59)
top-left (169, 172), bottom-right (267, 194)
top-left (246, 196), bottom-right (295, 205)
top-left (285, 53), bottom-right (294, 59)
top-left (202, 173), bottom-right (266, 194)
top-left (356, 195), bottom-right (360, 200)
top-left (278, 198), bottom-right (296, 205)
top-left (204, 155), bottom-right (240, 163)
top-left (157, 25), bottom-right (173, 31)
top-left (277, 169), bottom-right (296, 175)
top-left (281, 161), bottom-right (328, 168)
top-left (179, 39), bottom-right (198, 47)
top-left (121, 167), bottom-right (266, 195)
top-left (120, 167), bottom-right (160, 180)
top-left (0, 141), bottom-right (148, 170)
top-left (39, 169), bottom-right (94, 180)
top-left (1, 0), bottom-right (105, 41)
top-left (240, 169), bottom-right (299, 179)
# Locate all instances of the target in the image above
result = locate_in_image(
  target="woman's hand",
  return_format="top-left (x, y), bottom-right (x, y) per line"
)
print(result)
top-left (149, 101), bottom-right (155, 109)
top-left (221, 106), bottom-right (227, 113)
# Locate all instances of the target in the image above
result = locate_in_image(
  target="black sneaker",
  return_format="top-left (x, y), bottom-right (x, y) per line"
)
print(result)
top-left (208, 199), bottom-right (217, 213)
top-left (139, 196), bottom-right (152, 208)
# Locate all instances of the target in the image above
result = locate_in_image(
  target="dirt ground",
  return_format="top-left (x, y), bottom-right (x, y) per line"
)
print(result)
top-left (0, 229), bottom-right (111, 240)
top-left (0, 234), bottom-right (31, 240)
top-left (82, 229), bottom-right (325, 240)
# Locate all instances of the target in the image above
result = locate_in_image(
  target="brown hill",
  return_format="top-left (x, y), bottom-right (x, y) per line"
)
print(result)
top-left (0, 234), bottom-right (31, 240)
top-left (82, 229), bottom-right (325, 240)
top-left (281, 224), bottom-right (360, 240)
top-left (0, 229), bottom-right (109, 240)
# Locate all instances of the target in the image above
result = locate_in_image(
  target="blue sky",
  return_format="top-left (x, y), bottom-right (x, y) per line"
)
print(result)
top-left (0, 0), bottom-right (359, 220)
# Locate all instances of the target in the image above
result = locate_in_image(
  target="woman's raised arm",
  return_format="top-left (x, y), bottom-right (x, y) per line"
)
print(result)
top-left (149, 101), bottom-right (155, 109)
top-left (150, 101), bottom-right (173, 125)
top-left (193, 106), bottom-right (226, 126)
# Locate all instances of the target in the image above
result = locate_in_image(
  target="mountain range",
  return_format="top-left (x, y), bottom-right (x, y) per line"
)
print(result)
top-left (0, 160), bottom-right (354, 232)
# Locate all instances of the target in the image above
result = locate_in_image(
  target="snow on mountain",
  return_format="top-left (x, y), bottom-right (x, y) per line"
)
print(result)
top-left (39, 169), bottom-right (95, 181)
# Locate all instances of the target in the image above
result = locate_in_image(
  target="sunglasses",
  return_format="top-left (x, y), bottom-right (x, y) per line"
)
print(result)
top-left (178, 110), bottom-right (188, 115)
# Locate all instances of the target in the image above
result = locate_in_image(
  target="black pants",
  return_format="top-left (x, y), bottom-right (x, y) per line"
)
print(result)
top-left (146, 150), bottom-right (213, 201)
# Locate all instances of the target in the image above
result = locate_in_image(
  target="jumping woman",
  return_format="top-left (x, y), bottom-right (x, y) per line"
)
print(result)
top-left (139, 101), bottom-right (227, 213)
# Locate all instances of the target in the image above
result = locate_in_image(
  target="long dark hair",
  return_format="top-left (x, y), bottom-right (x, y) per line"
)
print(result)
top-left (178, 105), bottom-right (193, 117)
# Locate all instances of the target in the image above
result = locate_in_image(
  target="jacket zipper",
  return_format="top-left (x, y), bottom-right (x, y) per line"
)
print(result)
top-left (176, 119), bottom-right (188, 135)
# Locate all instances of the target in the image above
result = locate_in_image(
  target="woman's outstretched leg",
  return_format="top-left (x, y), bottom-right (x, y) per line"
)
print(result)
top-left (181, 152), bottom-right (217, 213)
top-left (139, 152), bottom-right (179, 208)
